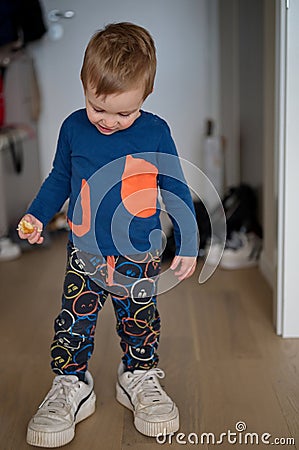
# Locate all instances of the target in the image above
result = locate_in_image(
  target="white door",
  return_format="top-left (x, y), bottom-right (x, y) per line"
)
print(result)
top-left (276, 0), bottom-right (299, 337)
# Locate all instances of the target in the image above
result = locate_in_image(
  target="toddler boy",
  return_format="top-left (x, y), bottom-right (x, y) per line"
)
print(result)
top-left (18, 22), bottom-right (198, 447)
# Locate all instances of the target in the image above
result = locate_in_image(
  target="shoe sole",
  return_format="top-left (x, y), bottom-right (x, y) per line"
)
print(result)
top-left (116, 382), bottom-right (179, 437)
top-left (26, 391), bottom-right (96, 448)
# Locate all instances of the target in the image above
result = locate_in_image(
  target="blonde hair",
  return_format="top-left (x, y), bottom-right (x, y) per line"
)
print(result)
top-left (81, 22), bottom-right (156, 100)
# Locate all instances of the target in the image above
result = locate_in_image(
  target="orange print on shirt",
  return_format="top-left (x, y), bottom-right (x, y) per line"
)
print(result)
top-left (121, 155), bottom-right (158, 218)
top-left (68, 179), bottom-right (91, 237)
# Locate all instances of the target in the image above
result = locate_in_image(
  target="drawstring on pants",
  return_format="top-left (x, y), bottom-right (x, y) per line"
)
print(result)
top-left (106, 255), bottom-right (115, 286)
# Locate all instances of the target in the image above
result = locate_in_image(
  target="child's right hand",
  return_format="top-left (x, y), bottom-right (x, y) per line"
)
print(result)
top-left (17, 214), bottom-right (44, 245)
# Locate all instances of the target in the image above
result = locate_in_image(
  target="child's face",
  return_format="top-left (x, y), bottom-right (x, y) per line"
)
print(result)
top-left (85, 85), bottom-right (145, 135)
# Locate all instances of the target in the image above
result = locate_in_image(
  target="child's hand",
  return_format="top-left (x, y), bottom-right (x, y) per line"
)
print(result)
top-left (17, 214), bottom-right (44, 245)
top-left (170, 255), bottom-right (197, 281)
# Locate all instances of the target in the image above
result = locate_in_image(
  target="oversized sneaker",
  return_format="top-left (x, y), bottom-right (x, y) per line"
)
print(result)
top-left (116, 364), bottom-right (179, 437)
top-left (27, 371), bottom-right (96, 447)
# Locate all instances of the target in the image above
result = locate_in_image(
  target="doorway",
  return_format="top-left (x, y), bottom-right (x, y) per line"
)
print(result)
top-left (219, 0), bottom-right (278, 330)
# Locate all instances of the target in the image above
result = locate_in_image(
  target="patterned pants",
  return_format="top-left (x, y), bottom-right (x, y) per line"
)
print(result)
top-left (51, 242), bottom-right (161, 380)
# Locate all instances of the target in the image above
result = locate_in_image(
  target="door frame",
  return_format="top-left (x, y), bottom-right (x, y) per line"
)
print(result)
top-left (275, 0), bottom-right (299, 337)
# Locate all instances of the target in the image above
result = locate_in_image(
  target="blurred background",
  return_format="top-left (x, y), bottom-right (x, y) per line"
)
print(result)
top-left (0, 0), bottom-right (298, 337)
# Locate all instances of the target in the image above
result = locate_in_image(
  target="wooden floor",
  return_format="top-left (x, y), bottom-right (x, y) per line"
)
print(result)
top-left (1, 232), bottom-right (299, 449)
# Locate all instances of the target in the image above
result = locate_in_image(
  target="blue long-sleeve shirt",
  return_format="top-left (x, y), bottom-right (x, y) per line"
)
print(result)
top-left (27, 109), bottom-right (198, 256)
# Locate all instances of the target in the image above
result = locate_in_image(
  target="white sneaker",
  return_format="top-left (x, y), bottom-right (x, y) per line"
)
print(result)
top-left (0, 237), bottom-right (21, 261)
top-left (205, 231), bottom-right (262, 269)
top-left (220, 231), bottom-right (262, 269)
top-left (27, 371), bottom-right (96, 448)
top-left (116, 364), bottom-right (179, 437)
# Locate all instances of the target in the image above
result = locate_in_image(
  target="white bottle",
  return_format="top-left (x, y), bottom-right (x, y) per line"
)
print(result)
top-left (202, 119), bottom-right (224, 210)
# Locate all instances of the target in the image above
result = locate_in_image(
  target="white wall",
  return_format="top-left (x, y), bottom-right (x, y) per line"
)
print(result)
top-left (238, 0), bottom-right (264, 207)
top-left (29, 0), bottom-right (219, 190)
top-left (260, 0), bottom-right (276, 291)
top-left (220, 0), bottom-right (264, 218)
top-left (219, 0), bottom-right (240, 189)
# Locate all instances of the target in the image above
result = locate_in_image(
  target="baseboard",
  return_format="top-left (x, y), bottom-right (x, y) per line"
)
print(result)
top-left (259, 250), bottom-right (275, 289)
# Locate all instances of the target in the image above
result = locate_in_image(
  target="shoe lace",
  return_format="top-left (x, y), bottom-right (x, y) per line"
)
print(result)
top-left (128, 368), bottom-right (165, 403)
top-left (39, 377), bottom-right (81, 410)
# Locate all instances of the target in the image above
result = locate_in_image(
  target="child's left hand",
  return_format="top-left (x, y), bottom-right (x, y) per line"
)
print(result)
top-left (170, 255), bottom-right (197, 281)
